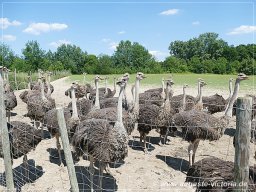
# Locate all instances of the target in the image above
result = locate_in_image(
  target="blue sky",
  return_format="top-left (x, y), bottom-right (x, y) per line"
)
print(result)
top-left (1, 0), bottom-right (255, 61)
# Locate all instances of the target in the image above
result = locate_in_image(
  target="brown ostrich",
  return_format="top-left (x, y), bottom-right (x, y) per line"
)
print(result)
top-left (138, 79), bottom-right (176, 152)
top-left (72, 78), bottom-right (129, 192)
top-left (44, 83), bottom-right (80, 163)
top-left (172, 73), bottom-right (248, 166)
top-left (0, 121), bottom-right (42, 180)
top-left (186, 157), bottom-right (256, 191)
top-left (65, 82), bottom-right (92, 99)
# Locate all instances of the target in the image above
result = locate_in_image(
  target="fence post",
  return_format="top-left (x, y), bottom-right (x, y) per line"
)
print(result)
top-left (14, 68), bottom-right (18, 90)
top-left (234, 97), bottom-right (252, 191)
top-left (0, 74), bottom-right (15, 191)
top-left (56, 108), bottom-right (79, 192)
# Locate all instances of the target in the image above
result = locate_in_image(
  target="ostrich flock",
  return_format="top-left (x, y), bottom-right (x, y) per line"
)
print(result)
top-left (0, 65), bottom-right (255, 191)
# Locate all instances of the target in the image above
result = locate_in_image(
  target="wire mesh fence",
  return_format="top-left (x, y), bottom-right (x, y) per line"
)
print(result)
top-left (0, 73), bottom-right (255, 192)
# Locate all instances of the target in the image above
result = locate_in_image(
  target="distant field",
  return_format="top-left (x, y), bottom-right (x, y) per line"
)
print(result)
top-left (69, 73), bottom-right (255, 91)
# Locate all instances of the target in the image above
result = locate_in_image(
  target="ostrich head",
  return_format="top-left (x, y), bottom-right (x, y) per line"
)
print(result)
top-left (183, 84), bottom-right (189, 89)
top-left (136, 72), bottom-right (146, 80)
top-left (94, 75), bottom-right (103, 82)
top-left (200, 81), bottom-right (207, 88)
top-left (237, 73), bottom-right (249, 81)
top-left (122, 73), bottom-right (130, 81)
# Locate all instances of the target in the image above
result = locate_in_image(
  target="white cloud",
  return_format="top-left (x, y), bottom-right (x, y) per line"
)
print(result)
top-left (149, 50), bottom-right (169, 61)
top-left (101, 38), bottom-right (111, 43)
top-left (49, 39), bottom-right (71, 48)
top-left (0, 18), bottom-right (22, 29)
top-left (118, 31), bottom-right (126, 34)
top-left (227, 25), bottom-right (256, 35)
top-left (23, 22), bottom-right (68, 35)
top-left (109, 42), bottom-right (118, 50)
top-left (160, 9), bottom-right (179, 16)
top-left (192, 21), bottom-right (200, 25)
top-left (1, 35), bottom-right (16, 41)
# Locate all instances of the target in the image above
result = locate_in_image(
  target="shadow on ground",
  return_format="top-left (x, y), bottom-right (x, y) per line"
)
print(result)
top-left (156, 155), bottom-right (189, 174)
top-left (75, 166), bottom-right (118, 192)
top-left (0, 159), bottom-right (44, 192)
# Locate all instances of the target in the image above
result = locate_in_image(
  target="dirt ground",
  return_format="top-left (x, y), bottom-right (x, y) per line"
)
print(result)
top-left (0, 77), bottom-right (255, 192)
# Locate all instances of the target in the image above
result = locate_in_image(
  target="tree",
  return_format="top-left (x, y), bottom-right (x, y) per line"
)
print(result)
top-left (55, 44), bottom-right (87, 74)
top-left (0, 43), bottom-right (15, 68)
top-left (113, 40), bottom-right (156, 72)
top-left (22, 40), bottom-right (45, 71)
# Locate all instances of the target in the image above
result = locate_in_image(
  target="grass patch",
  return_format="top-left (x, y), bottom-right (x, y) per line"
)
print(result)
top-left (68, 73), bottom-right (255, 91)
top-left (7, 70), bottom-right (71, 90)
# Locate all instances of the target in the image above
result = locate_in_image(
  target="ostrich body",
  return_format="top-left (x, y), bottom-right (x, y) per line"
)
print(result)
top-left (26, 78), bottom-right (56, 126)
top-left (72, 78), bottom-right (128, 192)
top-left (172, 73), bottom-right (248, 166)
top-left (186, 157), bottom-right (256, 191)
top-left (0, 121), bottom-right (42, 180)
top-left (138, 80), bottom-right (175, 151)
top-left (44, 83), bottom-right (79, 163)
top-left (3, 83), bottom-right (17, 122)
top-left (202, 93), bottom-right (226, 114)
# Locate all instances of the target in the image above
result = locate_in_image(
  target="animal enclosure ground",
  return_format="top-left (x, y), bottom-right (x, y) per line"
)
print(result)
top-left (0, 76), bottom-right (255, 192)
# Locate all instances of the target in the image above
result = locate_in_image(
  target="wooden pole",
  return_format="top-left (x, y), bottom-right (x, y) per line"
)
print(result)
top-left (234, 97), bottom-right (252, 191)
top-left (0, 74), bottom-right (15, 191)
top-left (14, 68), bottom-right (18, 90)
top-left (56, 108), bottom-right (79, 192)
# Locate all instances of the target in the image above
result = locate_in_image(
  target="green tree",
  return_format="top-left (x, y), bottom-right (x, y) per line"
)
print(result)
top-left (22, 40), bottom-right (45, 71)
top-left (55, 44), bottom-right (87, 73)
top-left (0, 43), bottom-right (15, 68)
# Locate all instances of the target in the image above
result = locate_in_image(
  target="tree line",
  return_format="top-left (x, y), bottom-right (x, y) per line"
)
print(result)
top-left (1, 32), bottom-right (255, 75)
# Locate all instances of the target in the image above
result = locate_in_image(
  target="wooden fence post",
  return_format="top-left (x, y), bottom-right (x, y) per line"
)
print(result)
top-left (0, 74), bottom-right (15, 191)
top-left (234, 97), bottom-right (252, 191)
top-left (56, 108), bottom-right (79, 192)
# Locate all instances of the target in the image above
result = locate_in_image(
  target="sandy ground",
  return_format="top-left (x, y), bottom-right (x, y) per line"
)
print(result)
top-left (0, 76), bottom-right (255, 192)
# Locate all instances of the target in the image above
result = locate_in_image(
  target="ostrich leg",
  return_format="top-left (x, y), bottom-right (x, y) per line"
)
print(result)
top-left (192, 139), bottom-right (200, 165)
top-left (143, 134), bottom-right (148, 153)
top-left (188, 142), bottom-right (194, 167)
top-left (7, 110), bottom-right (11, 123)
top-left (89, 156), bottom-right (94, 192)
top-left (23, 154), bottom-right (29, 181)
top-left (56, 134), bottom-right (62, 164)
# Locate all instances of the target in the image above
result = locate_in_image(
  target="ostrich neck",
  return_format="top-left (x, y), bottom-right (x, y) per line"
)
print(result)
top-left (40, 80), bottom-right (47, 101)
top-left (161, 80), bottom-right (165, 97)
top-left (131, 85), bottom-right (135, 104)
top-left (228, 80), bottom-right (233, 99)
top-left (196, 81), bottom-right (200, 102)
top-left (117, 86), bottom-right (124, 123)
top-left (134, 79), bottom-right (140, 111)
top-left (105, 79), bottom-right (108, 92)
top-left (113, 79), bottom-right (116, 91)
top-left (182, 87), bottom-right (186, 111)
top-left (71, 88), bottom-right (78, 118)
top-left (46, 76), bottom-right (51, 97)
top-left (94, 81), bottom-right (100, 109)
top-left (197, 86), bottom-right (203, 104)
top-left (224, 79), bottom-right (240, 118)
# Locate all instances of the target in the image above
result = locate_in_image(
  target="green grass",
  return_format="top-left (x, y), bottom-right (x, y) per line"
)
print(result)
top-left (68, 73), bottom-right (255, 91)
top-left (7, 70), bottom-right (71, 90)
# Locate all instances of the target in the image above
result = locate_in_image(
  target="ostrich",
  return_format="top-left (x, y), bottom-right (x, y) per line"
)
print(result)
top-left (0, 121), bottom-right (42, 180)
top-left (104, 76), bottom-right (117, 98)
top-left (67, 76), bottom-right (103, 120)
top-left (26, 76), bottom-right (56, 129)
top-left (72, 78), bottom-right (128, 192)
top-left (172, 73), bottom-right (249, 166)
top-left (138, 79), bottom-right (176, 151)
top-left (186, 156), bottom-right (256, 191)
top-left (44, 83), bottom-right (80, 163)
top-left (65, 82), bottom-right (92, 99)
top-left (1, 68), bottom-right (17, 122)
top-left (202, 78), bottom-right (228, 114)
top-left (88, 76), bottom-right (112, 100)
top-left (144, 78), bottom-right (166, 99)
top-left (84, 72), bottom-right (146, 136)
top-left (99, 74), bottom-right (130, 109)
